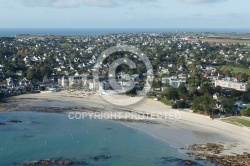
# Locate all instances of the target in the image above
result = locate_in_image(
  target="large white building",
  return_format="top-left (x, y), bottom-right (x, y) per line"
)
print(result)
top-left (61, 76), bottom-right (70, 87)
top-left (88, 79), bottom-right (99, 91)
top-left (162, 77), bottom-right (186, 88)
top-left (61, 76), bottom-right (87, 87)
top-left (214, 78), bottom-right (250, 92)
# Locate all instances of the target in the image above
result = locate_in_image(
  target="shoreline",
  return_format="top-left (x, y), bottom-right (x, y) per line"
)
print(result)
top-left (2, 92), bottom-right (250, 165)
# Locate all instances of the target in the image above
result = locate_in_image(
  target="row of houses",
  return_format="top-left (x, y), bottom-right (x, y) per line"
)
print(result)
top-left (59, 75), bottom-right (99, 90)
top-left (59, 73), bottom-right (140, 92)
top-left (57, 69), bottom-right (162, 94)
top-left (214, 78), bottom-right (250, 92)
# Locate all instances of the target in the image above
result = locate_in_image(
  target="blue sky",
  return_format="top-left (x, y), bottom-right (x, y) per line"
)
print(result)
top-left (0, 0), bottom-right (249, 28)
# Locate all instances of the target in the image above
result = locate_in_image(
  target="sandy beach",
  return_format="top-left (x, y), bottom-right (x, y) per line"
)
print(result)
top-left (2, 91), bottom-right (250, 164)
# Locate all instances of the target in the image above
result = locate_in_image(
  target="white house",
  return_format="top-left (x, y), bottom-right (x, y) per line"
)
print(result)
top-left (16, 70), bottom-right (23, 76)
top-left (61, 76), bottom-right (70, 87)
top-left (69, 76), bottom-right (82, 87)
top-left (19, 78), bottom-right (30, 86)
top-left (213, 93), bottom-right (220, 100)
top-left (6, 77), bottom-right (14, 87)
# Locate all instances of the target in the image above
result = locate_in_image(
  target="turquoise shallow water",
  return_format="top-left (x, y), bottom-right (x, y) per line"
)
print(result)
top-left (0, 111), bottom-right (213, 166)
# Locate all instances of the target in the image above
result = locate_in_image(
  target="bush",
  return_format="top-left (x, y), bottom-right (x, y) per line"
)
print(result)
top-left (163, 87), bottom-right (179, 100)
top-left (0, 92), bottom-right (4, 99)
top-left (172, 100), bottom-right (189, 109)
top-left (241, 108), bottom-right (250, 116)
top-left (172, 103), bottom-right (178, 109)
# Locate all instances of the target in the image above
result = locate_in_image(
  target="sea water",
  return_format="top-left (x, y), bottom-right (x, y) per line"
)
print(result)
top-left (0, 28), bottom-right (249, 37)
top-left (0, 111), bottom-right (213, 166)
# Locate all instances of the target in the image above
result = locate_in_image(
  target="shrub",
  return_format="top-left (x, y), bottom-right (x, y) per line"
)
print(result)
top-left (241, 108), bottom-right (250, 117)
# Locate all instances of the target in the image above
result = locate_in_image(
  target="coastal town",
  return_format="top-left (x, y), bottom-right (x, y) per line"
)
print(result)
top-left (1, 32), bottom-right (250, 117)
top-left (2, 0), bottom-right (250, 165)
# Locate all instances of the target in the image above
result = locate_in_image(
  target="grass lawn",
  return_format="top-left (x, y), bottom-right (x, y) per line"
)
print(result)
top-left (243, 46), bottom-right (250, 51)
top-left (220, 65), bottom-right (250, 76)
top-left (160, 99), bottom-right (172, 106)
top-left (222, 117), bottom-right (250, 127)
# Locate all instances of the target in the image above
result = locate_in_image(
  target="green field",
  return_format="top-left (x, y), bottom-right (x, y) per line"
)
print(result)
top-left (160, 99), bottom-right (172, 106)
top-left (220, 65), bottom-right (250, 76)
top-left (243, 46), bottom-right (250, 51)
top-left (222, 117), bottom-right (250, 127)
top-left (207, 34), bottom-right (250, 39)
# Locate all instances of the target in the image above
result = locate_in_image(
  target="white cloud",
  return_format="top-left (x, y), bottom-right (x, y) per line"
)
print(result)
top-left (21, 0), bottom-right (80, 8)
top-left (21, 0), bottom-right (157, 8)
top-left (179, 0), bottom-right (227, 4)
top-left (83, 0), bottom-right (156, 7)
top-left (83, 0), bottom-right (117, 7)
top-left (53, 0), bottom-right (80, 8)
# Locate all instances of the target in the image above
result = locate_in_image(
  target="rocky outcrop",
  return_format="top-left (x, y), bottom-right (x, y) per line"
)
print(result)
top-left (187, 143), bottom-right (250, 166)
top-left (182, 160), bottom-right (197, 165)
top-left (23, 159), bottom-right (87, 166)
top-left (0, 122), bottom-right (6, 125)
top-left (159, 157), bottom-right (198, 165)
top-left (0, 120), bottom-right (22, 126)
top-left (23, 155), bottom-right (112, 165)
top-left (90, 155), bottom-right (111, 161)
top-left (7, 120), bottom-right (22, 123)
top-left (188, 143), bottom-right (224, 154)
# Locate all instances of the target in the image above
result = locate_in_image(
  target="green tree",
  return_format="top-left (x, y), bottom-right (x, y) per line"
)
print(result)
top-left (241, 108), bottom-right (250, 116)
top-left (152, 79), bottom-right (162, 89)
top-left (242, 89), bottom-right (250, 102)
top-left (202, 94), bottom-right (216, 114)
top-left (126, 88), bottom-right (137, 96)
top-left (163, 87), bottom-right (179, 100)
top-left (191, 94), bottom-right (216, 114)
top-left (199, 84), bottom-right (214, 95)
top-left (27, 69), bottom-right (34, 80)
top-left (172, 100), bottom-right (189, 109)
top-left (191, 97), bottom-right (202, 112)
top-left (218, 97), bottom-right (235, 113)
top-left (178, 85), bottom-right (187, 97)
top-left (40, 66), bottom-right (53, 77)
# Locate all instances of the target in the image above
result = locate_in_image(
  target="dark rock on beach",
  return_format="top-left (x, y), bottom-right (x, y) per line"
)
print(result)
top-left (182, 160), bottom-right (198, 165)
top-left (90, 155), bottom-right (111, 161)
top-left (0, 120), bottom-right (22, 125)
top-left (7, 120), bottom-right (22, 123)
top-left (116, 118), bottom-right (160, 124)
top-left (188, 143), bottom-right (224, 154)
top-left (23, 159), bottom-right (87, 166)
top-left (159, 157), bottom-right (198, 166)
top-left (21, 135), bottom-right (34, 139)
